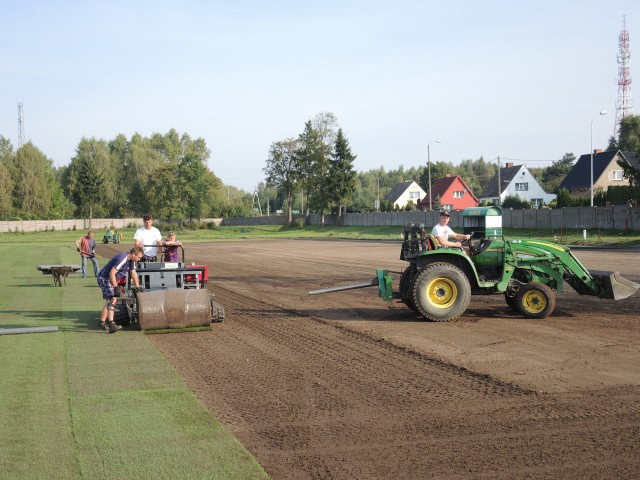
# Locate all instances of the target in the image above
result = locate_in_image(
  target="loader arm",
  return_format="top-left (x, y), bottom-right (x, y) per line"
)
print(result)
top-left (498, 239), bottom-right (638, 300)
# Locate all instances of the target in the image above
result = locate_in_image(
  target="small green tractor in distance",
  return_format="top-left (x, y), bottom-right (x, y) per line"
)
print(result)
top-left (309, 207), bottom-right (639, 321)
top-left (102, 229), bottom-right (121, 244)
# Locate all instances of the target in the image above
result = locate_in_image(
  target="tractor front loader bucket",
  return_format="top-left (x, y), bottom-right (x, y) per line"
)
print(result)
top-left (589, 270), bottom-right (640, 300)
top-left (137, 289), bottom-right (211, 330)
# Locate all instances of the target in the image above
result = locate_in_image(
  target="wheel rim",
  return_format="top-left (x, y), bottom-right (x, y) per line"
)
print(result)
top-left (521, 290), bottom-right (546, 314)
top-left (426, 277), bottom-right (457, 308)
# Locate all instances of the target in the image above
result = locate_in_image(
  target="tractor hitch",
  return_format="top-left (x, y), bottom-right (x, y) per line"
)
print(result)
top-left (309, 269), bottom-right (394, 302)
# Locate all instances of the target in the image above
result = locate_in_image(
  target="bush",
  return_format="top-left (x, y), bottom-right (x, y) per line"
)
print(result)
top-left (293, 218), bottom-right (305, 229)
top-left (502, 195), bottom-right (532, 209)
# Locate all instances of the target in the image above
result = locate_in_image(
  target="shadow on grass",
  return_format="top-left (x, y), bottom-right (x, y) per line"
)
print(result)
top-left (0, 309), bottom-right (104, 332)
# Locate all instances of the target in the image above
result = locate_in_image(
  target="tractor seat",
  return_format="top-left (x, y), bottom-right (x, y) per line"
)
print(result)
top-left (427, 234), bottom-right (440, 250)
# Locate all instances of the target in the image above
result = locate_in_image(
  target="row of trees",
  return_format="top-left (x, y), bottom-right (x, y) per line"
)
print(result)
top-left (259, 114), bottom-right (640, 215)
top-left (2, 115), bottom-right (639, 221)
top-left (0, 130), bottom-right (248, 221)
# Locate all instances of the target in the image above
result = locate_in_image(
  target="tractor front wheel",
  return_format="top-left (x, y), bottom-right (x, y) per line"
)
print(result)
top-left (515, 282), bottom-right (556, 319)
top-left (505, 293), bottom-right (519, 312)
top-left (412, 263), bottom-right (471, 322)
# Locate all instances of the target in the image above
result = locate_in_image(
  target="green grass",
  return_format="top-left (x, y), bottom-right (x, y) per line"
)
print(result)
top-left (2, 224), bottom-right (639, 247)
top-left (0, 243), bottom-right (268, 479)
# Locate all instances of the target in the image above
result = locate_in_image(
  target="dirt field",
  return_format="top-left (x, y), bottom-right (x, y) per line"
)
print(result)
top-left (100, 240), bottom-right (640, 479)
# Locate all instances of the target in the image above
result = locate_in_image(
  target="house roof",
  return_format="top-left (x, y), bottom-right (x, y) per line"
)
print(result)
top-left (431, 175), bottom-right (479, 202)
top-left (384, 181), bottom-right (417, 202)
top-left (625, 151), bottom-right (640, 170)
top-left (558, 150), bottom-right (623, 191)
top-left (478, 164), bottom-right (523, 198)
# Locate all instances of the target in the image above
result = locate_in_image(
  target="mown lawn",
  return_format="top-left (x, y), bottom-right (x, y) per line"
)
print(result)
top-left (0, 242), bottom-right (268, 479)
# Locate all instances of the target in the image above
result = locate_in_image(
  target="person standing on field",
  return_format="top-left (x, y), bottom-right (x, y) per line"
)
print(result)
top-left (80, 230), bottom-right (99, 278)
top-left (134, 214), bottom-right (162, 262)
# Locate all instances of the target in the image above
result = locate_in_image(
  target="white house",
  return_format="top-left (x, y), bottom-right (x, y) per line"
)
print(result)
top-left (478, 163), bottom-right (556, 207)
top-left (384, 180), bottom-right (427, 209)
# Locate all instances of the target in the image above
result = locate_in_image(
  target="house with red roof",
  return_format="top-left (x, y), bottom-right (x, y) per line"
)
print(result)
top-left (417, 174), bottom-right (478, 211)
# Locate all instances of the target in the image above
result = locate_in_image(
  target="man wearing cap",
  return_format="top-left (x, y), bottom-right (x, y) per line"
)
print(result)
top-left (432, 210), bottom-right (470, 248)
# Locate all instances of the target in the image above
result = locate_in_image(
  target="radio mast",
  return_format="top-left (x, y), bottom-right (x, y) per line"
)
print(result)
top-left (17, 102), bottom-right (25, 147)
top-left (614, 16), bottom-right (633, 138)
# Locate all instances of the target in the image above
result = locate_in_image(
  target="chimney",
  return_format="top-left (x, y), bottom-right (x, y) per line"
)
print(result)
top-left (505, 162), bottom-right (514, 168)
top-left (446, 173), bottom-right (452, 177)
top-left (594, 149), bottom-right (603, 155)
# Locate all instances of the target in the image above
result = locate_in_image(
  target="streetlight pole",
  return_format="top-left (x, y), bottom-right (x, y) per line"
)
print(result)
top-left (590, 111), bottom-right (608, 207)
top-left (427, 140), bottom-right (442, 210)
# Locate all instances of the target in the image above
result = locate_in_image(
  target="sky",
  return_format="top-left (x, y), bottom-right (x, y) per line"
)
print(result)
top-left (2, 0), bottom-right (639, 192)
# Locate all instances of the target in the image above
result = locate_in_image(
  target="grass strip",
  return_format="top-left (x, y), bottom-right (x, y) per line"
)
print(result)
top-left (0, 243), bottom-right (268, 479)
top-left (1, 224), bottom-right (640, 247)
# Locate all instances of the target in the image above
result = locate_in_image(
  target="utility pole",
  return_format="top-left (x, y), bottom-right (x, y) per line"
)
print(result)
top-left (496, 156), bottom-right (501, 206)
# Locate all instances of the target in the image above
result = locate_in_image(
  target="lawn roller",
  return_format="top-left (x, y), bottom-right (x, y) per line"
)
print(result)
top-left (114, 245), bottom-right (225, 330)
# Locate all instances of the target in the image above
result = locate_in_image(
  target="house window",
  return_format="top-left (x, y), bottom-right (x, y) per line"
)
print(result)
top-left (515, 183), bottom-right (528, 191)
top-left (409, 191), bottom-right (421, 199)
top-left (452, 190), bottom-right (465, 198)
top-left (531, 198), bottom-right (543, 207)
top-left (611, 170), bottom-right (624, 181)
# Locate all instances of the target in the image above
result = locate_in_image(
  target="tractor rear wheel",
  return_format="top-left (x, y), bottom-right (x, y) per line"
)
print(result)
top-left (412, 262), bottom-right (471, 322)
top-left (515, 282), bottom-right (556, 319)
top-left (399, 267), bottom-right (418, 313)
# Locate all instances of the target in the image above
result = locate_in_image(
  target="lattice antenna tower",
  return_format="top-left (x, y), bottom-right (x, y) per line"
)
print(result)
top-left (614, 15), bottom-right (633, 138)
top-left (17, 101), bottom-right (25, 147)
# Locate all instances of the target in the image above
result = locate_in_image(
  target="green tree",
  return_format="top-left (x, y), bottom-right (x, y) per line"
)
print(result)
top-left (0, 136), bottom-right (15, 219)
top-left (264, 138), bottom-right (300, 223)
top-left (541, 153), bottom-right (576, 193)
top-left (8, 143), bottom-right (57, 219)
top-left (62, 137), bottom-right (108, 218)
top-left (327, 129), bottom-right (357, 217)
top-left (616, 115), bottom-right (640, 185)
top-left (297, 120), bottom-right (328, 217)
top-left (178, 153), bottom-right (218, 221)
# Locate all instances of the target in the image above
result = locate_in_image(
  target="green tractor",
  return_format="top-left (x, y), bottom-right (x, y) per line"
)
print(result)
top-left (102, 229), bottom-right (121, 244)
top-left (310, 207), bottom-right (639, 321)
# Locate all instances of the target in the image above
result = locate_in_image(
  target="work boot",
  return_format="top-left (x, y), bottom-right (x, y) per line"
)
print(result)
top-left (108, 321), bottom-right (122, 334)
top-left (98, 322), bottom-right (107, 331)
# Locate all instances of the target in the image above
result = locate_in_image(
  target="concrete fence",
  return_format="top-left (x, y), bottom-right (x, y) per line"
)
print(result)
top-left (1, 205), bottom-right (637, 233)
top-left (310, 205), bottom-right (638, 231)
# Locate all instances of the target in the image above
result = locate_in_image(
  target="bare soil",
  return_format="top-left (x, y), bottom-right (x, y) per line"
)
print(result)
top-left (99, 240), bottom-right (640, 479)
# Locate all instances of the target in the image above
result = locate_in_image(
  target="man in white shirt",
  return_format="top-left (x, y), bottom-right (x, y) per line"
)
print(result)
top-left (431, 210), bottom-right (470, 248)
top-left (134, 214), bottom-right (163, 261)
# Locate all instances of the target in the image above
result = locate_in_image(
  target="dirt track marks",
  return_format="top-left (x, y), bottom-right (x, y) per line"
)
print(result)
top-left (152, 286), bottom-right (640, 480)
